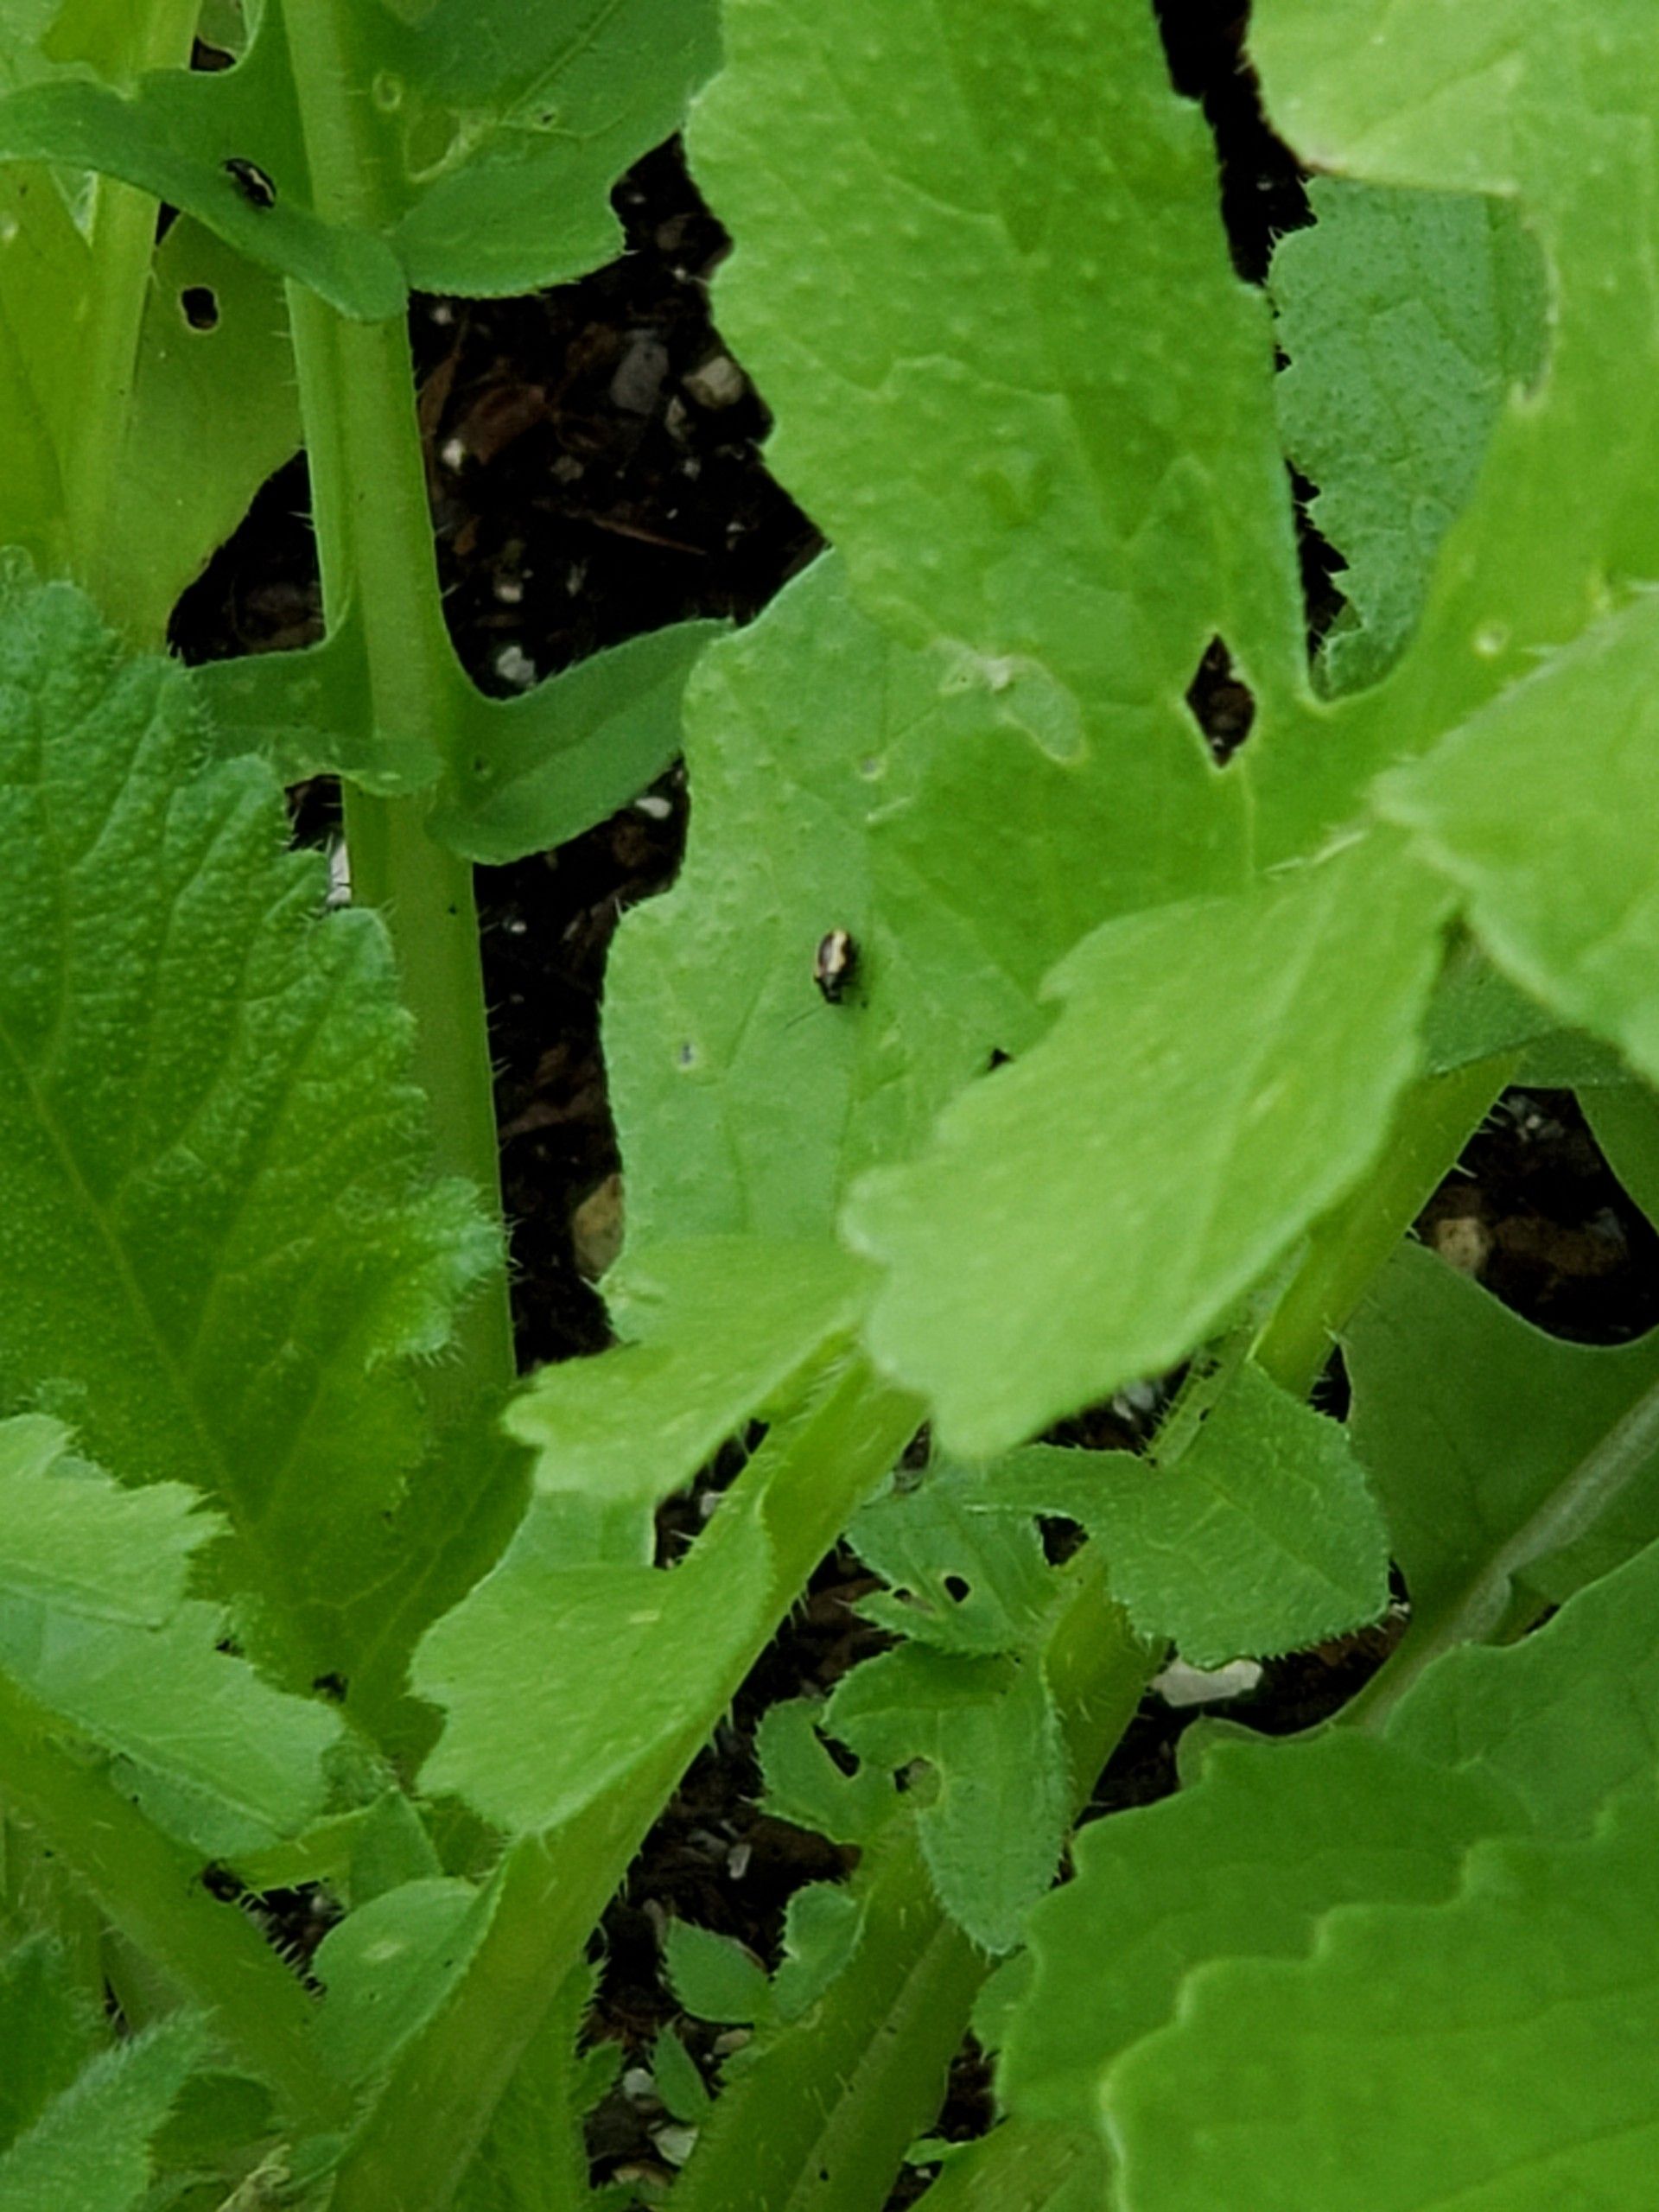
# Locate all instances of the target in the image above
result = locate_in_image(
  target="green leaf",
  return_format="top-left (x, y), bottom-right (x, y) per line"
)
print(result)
top-left (365, 0), bottom-right (722, 298)
top-left (1001, 1367), bottom-right (1389, 1667)
top-left (0, 567), bottom-right (498, 1693)
top-left (1250, 0), bottom-right (1659, 856)
top-left (1271, 177), bottom-right (1545, 695)
top-left (651, 2026), bottom-right (712, 2128)
top-left (0, 0), bottom-right (720, 309)
top-left (314, 1878), bottom-right (489, 2088)
top-left (1000, 1729), bottom-right (1524, 2129)
top-left (0, 2017), bottom-right (202, 2212)
top-left (849, 834), bottom-right (1450, 1457)
top-left (906, 2121), bottom-right (1108, 2212)
top-left (1386, 1535), bottom-right (1659, 1837)
top-left (1105, 1789), bottom-right (1659, 2211)
top-left (0, 1940), bottom-right (95, 2155)
top-left (1584, 1084), bottom-right (1659, 1228)
top-left (753, 1697), bottom-right (895, 1851)
top-left (772, 1884), bottom-right (865, 2025)
top-left (664, 1922), bottom-right (772, 2029)
top-left (0, 57), bottom-right (404, 320)
top-left (429, 624), bottom-right (720, 866)
top-left (104, 215), bottom-right (299, 644)
top-left (849, 1467), bottom-right (1059, 1657)
top-left (604, 561), bottom-right (1044, 1258)
top-left (1379, 595), bottom-right (1659, 1085)
top-left (1346, 1243), bottom-right (1659, 1669)
top-left (826, 1646), bottom-right (1068, 1955)
top-left (413, 1488), bottom-right (772, 1835)
top-left (505, 1239), bottom-right (871, 1512)
top-left (455, 1967), bottom-right (603, 2212)
top-left (690, 0), bottom-right (1302, 913)
top-left (0, 1414), bottom-right (336, 1856)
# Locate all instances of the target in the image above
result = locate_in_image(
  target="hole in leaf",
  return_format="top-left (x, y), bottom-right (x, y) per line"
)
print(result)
top-left (942, 1573), bottom-right (970, 1604)
top-left (180, 283), bottom-right (219, 331)
top-left (1185, 635), bottom-right (1255, 765)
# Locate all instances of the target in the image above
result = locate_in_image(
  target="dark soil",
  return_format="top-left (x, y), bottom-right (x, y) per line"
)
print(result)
top-left (168, 6), bottom-right (1659, 2199)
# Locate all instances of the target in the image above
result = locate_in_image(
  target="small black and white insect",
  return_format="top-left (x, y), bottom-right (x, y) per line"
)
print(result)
top-left (813, 927), bottom-right (858, 1005)
top-left (223, 157), bottom-right (276, 210)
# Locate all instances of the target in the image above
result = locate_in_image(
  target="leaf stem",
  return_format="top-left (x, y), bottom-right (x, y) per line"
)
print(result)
top-left (327, 1359), bottom-right (925, 2212)
top-left (1253, 1052), bottom-right (1516, 1398)
top-left (1350, 1364), bottom-right (1659, 1729)
top-left (280, 0), bottom-right (514, 1401)
top-left (0, 1676), bottom-right (349, 2127)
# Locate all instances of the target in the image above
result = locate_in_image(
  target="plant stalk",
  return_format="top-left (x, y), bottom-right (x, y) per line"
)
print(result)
top-left (327, 1359), bottom-right (925, 2212)
top-left (0, 1676), bottom-right (349, 2127)
top-left (1254, 1052), bottom-right (1516, 1398)
top-left (281, 0), bottom-right (514, 1399)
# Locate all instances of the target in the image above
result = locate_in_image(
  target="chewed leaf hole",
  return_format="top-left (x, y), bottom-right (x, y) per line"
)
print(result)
top-left (942, 1573), bottom-right (970, 1603)
top-left (1185, 635), bottom-right (1255, 765)
top-left (181, 284), bottom-right (220, 332)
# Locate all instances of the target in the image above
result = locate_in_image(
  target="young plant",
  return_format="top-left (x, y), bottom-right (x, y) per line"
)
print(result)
top-left (0, 1), bottom-right (1656, 2209)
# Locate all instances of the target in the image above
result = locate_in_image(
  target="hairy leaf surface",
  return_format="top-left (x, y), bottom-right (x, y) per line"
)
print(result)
top-left (0, 1415), bottom-right (336, 1855)
top-left (1001, 1366), bottom-right (1389, 1665)
top-left (0, 569), bottom-right (497, 1690)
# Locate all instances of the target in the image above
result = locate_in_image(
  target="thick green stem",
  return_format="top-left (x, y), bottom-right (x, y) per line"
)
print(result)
top-left (1254, 1053), bottom-right (1516, 1398)
top-left (0, 1678), bottom-right (349, 2127)
top-left (281, 0), bottom-right (513, 1398)
top-left (327, 1360), bottom-right (924, 2212)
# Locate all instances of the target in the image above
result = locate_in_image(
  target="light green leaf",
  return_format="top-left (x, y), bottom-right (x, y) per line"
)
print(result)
top-left (1105, 1789), bottom-right (1659, 2212)
top-left (753, 1697), bottom-right (895, 1850)
top-left (664, 1922), bottom-right (772, 2029)
top-left (604, 561), bottom-right (1046, 1259)
top-left (1271, 177), bottom-right (1545, 695)
top-left (0, 1415), bottom-right (336, 1856)
top-left (1001, 1367), bottom-right (1389, 1667)
top-left (1000, 1730), bottom-right (1523, 2130)
top-left (826, 1646), bottom-right (1067, 1955)
top-left (413, 1489), bottom-right (772, 1835)
top-left (0, 2017), bottom-right (201, 2212)
top-left (104, 215), bottom-right (299, 644)
top-left (1346, 1243), bottom-right (1659, 1671)
top-left (849, 1467), bottom-right (1058, 1657)
top-left (0, 566), bottom-right (498, 1694)
top-left (1379, 594), bottom-right (1659, 1085)
top-left (690, 0), bottom-right (1302, 912)
top-left (849, 834), bottom-right (1450, 1457)
top-left (1250, 0), bottom-right (1659, 856)
top-left (505, 1239), bottom-right (870, 1511)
